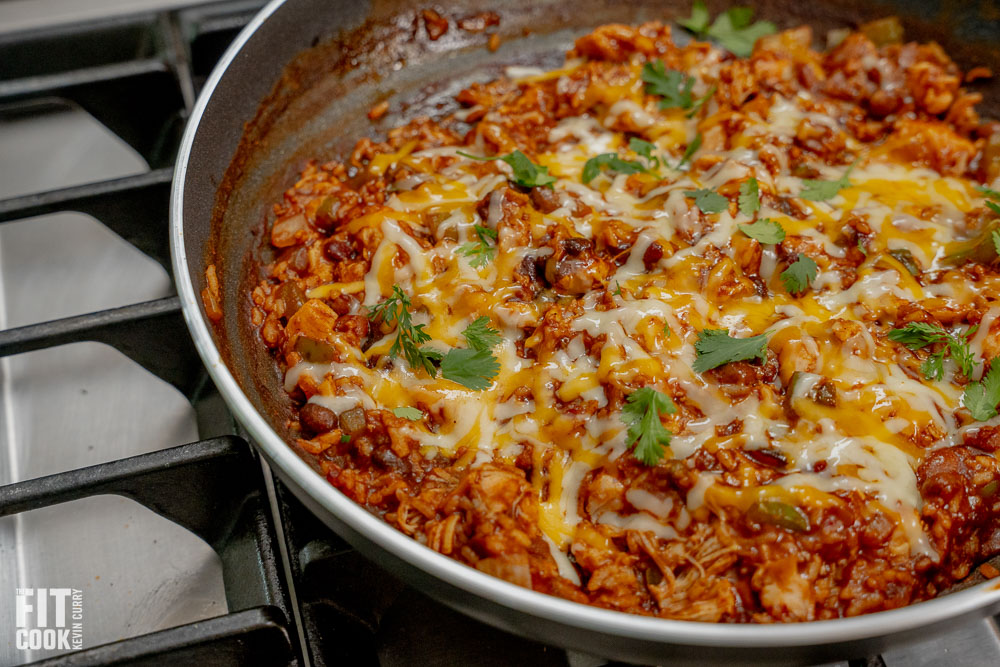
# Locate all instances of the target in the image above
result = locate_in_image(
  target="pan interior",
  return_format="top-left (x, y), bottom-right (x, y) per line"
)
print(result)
top-left (178, 0), bottom-right (1000, 626)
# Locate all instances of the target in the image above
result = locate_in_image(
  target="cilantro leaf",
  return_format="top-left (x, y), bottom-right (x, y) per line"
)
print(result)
top-left (621, 387), bottom-right (677, 465)
top-left (462, 316), bottom-right (502, 352)
top-left (964, 361), bottom-right (1000, 421)
top-left (677, 132), bottom-right (702, 168)
top-left (457, 224), bottom-right (498, 268)
top-left (799, 164), bottom-right (854, 201)
top-left (977, 184), bottom-right (1000, 200)
top-left (420, 347), bottom-right (444, 362)
top-left (993, 229), bottom-right (1000, 255)
top-left (678, 0), bottom-right (711, 33)
top-left (392, 406), bottom-right (425, 420)
top-left (684, 188), bottom-right (729, 214)
top-left (982, 183), bottom-right (1000, 216)
top-left (780, 254), bottom-right (818, 294)
top-left (582, 153), bottom-right (647, 184)
top-left (920, 352), bottom-right (946, 382)
top-left (692, 328), bottom-right (769, 373)
top-left (457, 149), bottom-right (557, 188)
top-left (739, 218), bottom-right (785, 244)
top-left (888, 322), bottom-right (946, 349)
top-left (628, 137), bottom-right (660, 168)
top-left (738, 177), bottom-right (760, 217)
top-left (369, 286), bottom-right (502, 390)
top-left (678, 3), bottom-right (777, 58)
top-left (889, 322), bottom-right (978, 380)
top-left (724, 7), bottom-right (755, 29)
top-left (939, 330), bottom-right (976, 378)
top-left (641, 60), bottom-right (695, 110)
top-left (368, 286), bottom-right (439, 376)
top-left (440, 347), bottom-right (500, 390)
top-left (705, 8), bottom-right (776, 58)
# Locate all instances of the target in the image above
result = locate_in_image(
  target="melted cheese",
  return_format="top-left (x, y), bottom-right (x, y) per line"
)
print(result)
top-left (287, 40), bottom-right (1000, 579)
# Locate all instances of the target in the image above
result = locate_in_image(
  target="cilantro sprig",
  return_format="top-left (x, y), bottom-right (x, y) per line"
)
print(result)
top-left (621, 387), bottom-right (677, 465)
top-left (392, 406), bottom-right (425, 420)
top-left (582, 137), bottom-right (665, 184)
top-left (640, 60), bottom-right (717, 118)
top-left (629, 137), bottom-right (660, 166)
top-left (440, 348), bottom-right (500, 390)
top-left (692, 328), bottom-right (769, 372)
top-left (461, 316), bottom-right (502, 352)
top-left (780, 254), bottom-right (818, 294)
top-left (457, 149), bottom-right (557, 188)
top-left (678, 1), bottom-right (777, 58)
top-left (678, 132), bottom-right (703, 169)
top-left (739, 218), bottom-right (785, 244)
top-left (368, 285), bottom-right (439, 376)
top-left (977, 185), bottom-right (1000, 217)
top-left (439, 317), bottom-right (501, 390)
top-left (458, 225), bottom-right (498, 268)
top-left (369, 289), bottom-right (501, 390)
top-left (641, 61), bottom-right (695, 110)
top-left (738, 177), bottom-right (760, 217)
top-left (677, 1), bottom-right (711, 35)
top-left (889, 322), bottom-right (978, 381)
top-left (799, 163), bottom-right (855, 201)
top-left (684, 188), bottom-right (729, 214)
top-left (582, 154), bottom-right (647, 184)
top-left (942, 188), bottom-right (1000, 264)
top-left (964, 361), bottom-right (1000, 421)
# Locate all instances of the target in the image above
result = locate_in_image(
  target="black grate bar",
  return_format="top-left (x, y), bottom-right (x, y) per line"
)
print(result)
top-left (0, 169), bottom-right (174, 271)
top-left (0, 296), bottom-right (205, 396)
top-left (0, 61), bottom-right (185, 168)
top-left (0, 436), bottom-right (250, 546)
top-left (0, 14), bottom-right (160, 80)
top-left (0, 60), bottom-right (168, 99)
top-left (178, 0), bottom-right (267, 91)
top-left (0, 436), bottom-right (296, 618)
top-left (27, 606), bottom-right (293, 667)
top-left (160, 13), bottom-right (197, 110)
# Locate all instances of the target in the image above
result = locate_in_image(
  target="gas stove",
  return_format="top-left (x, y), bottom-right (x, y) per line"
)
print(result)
top-left (0, 2), bottom-right (998, 665)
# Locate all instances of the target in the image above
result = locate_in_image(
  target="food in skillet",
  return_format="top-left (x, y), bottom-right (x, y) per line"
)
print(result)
top-left (241, 5), bottom-right (1000, 621)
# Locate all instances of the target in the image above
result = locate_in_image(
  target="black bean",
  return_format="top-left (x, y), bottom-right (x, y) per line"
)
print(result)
top-left (642, 241), bottom-right (664, 270)
top-left (530, 186), bottom-right (560, 213)
top-left (324, 238), bottom-right (354, 262)
top-left (562, 237), bottom-right (591, 256)
top-left (300, 403), bottom-right (339, 434)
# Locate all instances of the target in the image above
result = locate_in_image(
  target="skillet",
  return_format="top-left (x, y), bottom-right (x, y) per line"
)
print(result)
top-left (170, 1), bottom-right (1000, 663)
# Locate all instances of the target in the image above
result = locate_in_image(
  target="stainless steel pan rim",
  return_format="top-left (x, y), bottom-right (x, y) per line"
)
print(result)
top-left (169, 0), bottom-right (1000, 651)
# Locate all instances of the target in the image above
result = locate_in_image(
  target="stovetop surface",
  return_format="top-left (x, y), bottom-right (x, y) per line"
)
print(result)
top-left (0, 2), bottom-right (999, 666)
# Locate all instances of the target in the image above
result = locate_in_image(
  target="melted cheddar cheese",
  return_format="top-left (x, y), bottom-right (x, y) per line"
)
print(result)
top-left (251, 18), bottom-right (1000, 622)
